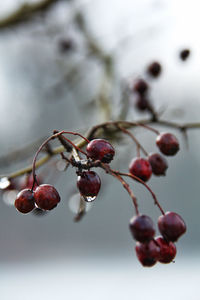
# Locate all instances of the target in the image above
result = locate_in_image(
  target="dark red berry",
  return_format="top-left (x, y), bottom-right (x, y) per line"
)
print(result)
top-left (129, 215), bottom-right (155, 243)
top-left (155, 236), bottom-right (176, 263)
top-left (34, 184), bottom-right (60, 210)
top-left (77, 171), bottom-right (101, 200)
top-left (129, 157), bottom-right (152, 182)
top-left (135, 95), bottom-right (150, 111)
top-left (148, 153), bottom-right (168, 176)
top-left (58, 39), bottom-right (74, 53)
top-left (180, 49), bottom-right (190, 61)
top-left (158, 211), bottom-right (186, 242)
top-left (156, 133), bottom-right (179, 156)
top-left (133, 79), bottom-right (149, 95)
top-left (86, 139), bottom-right (115, 163)
top-left (147, 62), bottom-right (162, 78)
top-left (135, 240), bottom-right (160, 267)
top-left (15, 189), bottom-right (35, 214)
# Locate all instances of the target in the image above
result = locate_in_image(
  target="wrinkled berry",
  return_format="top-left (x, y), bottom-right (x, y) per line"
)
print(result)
top-left (129, 157), bottom-right (152, 182)
top-left (156, 133), bottom-right (179, 156)
top-left (15, 189), bottom-right (35, 214)
top-left (148, 153), bottom-right (168, 176)
top-left (34, 184), bottom-right (60, 210)
top-left (129, 215), bottom-right (155, 243)
top-left (86, 139), bottom-right (115, 163)
top-left (158, 211), bottom-right (186, 242)
top-left (77, 171), bottom-right (101, 198)
top-left (155, 236), bottom-right (176, 263)
top-left (135, 240), bottom-right (160, 267)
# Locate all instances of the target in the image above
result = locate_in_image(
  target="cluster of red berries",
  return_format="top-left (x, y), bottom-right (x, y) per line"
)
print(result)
top-left (130, 212), bottom-right (186, 267)
top-left (129, 132), bottom-right (179, 181)
top-left (11, 128), bottom-right (186, 267)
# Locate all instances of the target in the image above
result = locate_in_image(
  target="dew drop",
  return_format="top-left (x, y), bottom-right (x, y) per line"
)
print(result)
top-left (83, 196), bottom-right (96, 202)
top-left (0, 177), bottom-right (11, 189)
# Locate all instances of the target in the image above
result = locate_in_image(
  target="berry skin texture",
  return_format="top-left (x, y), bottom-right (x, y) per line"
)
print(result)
top-left (129, 157), bottom-right (152, 182)
top-left (155, 236), bottom-right (176, 264)
top-left (147, 62), bottom-right (162, 78)
top-left (129, 215), bottom-right (155, 243)
top-left (156, 133), bottom-right (179, 156)
top-left (180, 49), bottom-right (190, 61)
top-left (34, 184), bottom-right (60, 210)
top-left (15, 189), bottom-right (35, 214)
top-left (133, 79), bottom-right (149, 95)
top-left (158, 211), bottom-right (186, 242)
top-left (86, 139), bottom-right (115, 163)
top-left (148, 153), bottom-right (168, 176)
top-left (135, 240), bottom-right (160, 267)
top-left (77, 171), bottom-right (101, 197)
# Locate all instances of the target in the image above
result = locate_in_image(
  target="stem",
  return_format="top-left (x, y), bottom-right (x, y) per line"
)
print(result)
top-left (117, 125), bottom-right (148, 157)
top-left (100, 163), bottom-right (139, 215)
top-left (112, 170), bottom-right (165, 215)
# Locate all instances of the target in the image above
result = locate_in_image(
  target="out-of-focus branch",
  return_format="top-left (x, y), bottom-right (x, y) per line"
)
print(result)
top-left (0, 0), bottom-right (65, 30)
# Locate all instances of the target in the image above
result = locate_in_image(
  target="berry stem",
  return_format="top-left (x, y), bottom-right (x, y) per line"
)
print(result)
top-left (101, 163), bottom-right (139, 215)
top-left (117, 125), bottom-right (148, 157)
top-left (111, 169), bottom-right (165, 215)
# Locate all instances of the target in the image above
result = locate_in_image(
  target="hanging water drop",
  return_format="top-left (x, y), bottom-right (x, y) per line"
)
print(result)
top-left (83, 195), bottom-right (96, 202)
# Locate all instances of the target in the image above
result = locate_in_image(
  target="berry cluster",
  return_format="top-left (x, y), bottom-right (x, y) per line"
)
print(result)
top-left (1, 125), bottom-right (186, 267)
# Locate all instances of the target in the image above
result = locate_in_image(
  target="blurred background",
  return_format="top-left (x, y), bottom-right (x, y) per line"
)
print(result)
top-left (0, 0), bottom-right (200, 299)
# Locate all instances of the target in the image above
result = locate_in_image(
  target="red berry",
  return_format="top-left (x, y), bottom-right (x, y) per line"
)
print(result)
top-left (129, 215), bottom-right (155, 243)
top-left (77, 171), bottom-right (101, 200)
top-left (34, 184), bottom-right (60, 210)
top-left (133, 79), bottom-right (149, 95)
top-left (158, 211), bottom-right (186, 242)
top-left (148, 153), bottom-right (168, 176)
top-left (147, 62), bottom-right (162, 78)
top-left (129, 157), bottom-right (152, 182)
top-left (156, 133), bottom-right (179, 156)
top-left (135, 95), bottom-right (150, 111)
top-left (86, 139), bottom-right (115, 163)
top-left (135, 240), bottom-right (160, 267)
top-left (155, 236), bottom-right (176, 263)
top-left (180, 49), bottom-right (190, 61)
top-left (15, 189), bottom-right (35, 214)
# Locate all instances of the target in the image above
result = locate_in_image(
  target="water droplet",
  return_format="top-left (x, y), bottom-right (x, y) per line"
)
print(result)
top-left (0, 177), bottom-right (11, 189)
top-left (68, 193), bottom-right (92, 213)
top-left (83, 196), bottom-right (96, 202)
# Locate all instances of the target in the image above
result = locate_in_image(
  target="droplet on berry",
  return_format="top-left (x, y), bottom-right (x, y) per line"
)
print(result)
top-left (133, 79), bottom-right (149, 95)
top-left (77, 171), bottom-right (101, 202)
top-left (129, 157), bottom-right (152, 182)
top-left (129, 215), bottom-right (155, 243)
top-left (180, 49), bottom-right (190, 61)
top-left (135, 240), bottom-right (160, 267)
top-left (147, 62), bottom-right (162, 78)
top-left (86, 139), bottom-right (115, 163)
top-left (148, 153), bottom-right (168, 176)
top-left (34, 184), bottom-right (60, 210)
top-left (15, 189), bottom-right (35, 214)
top-left (155, 236), bottom-right (176, 263)
top-left (156, 132), bottom-right (179, 156)
top-left (158, 211), bottom-right (186, 242)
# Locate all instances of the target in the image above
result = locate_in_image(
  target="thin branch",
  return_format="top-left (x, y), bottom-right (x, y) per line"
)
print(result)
top-left (0, 0), bottom-right (65, 30)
